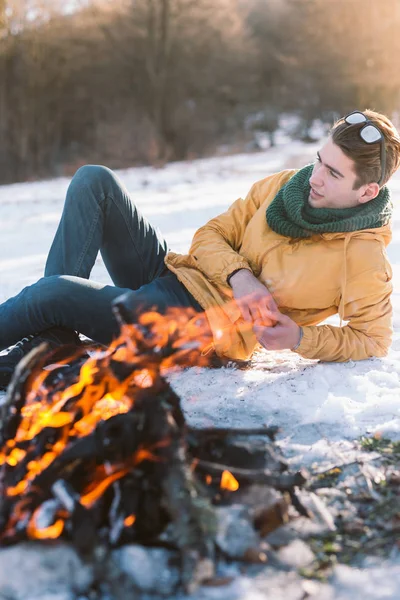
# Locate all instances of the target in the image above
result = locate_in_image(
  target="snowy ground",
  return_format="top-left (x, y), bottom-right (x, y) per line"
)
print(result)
top-left (1, 138), bottom-right (400, 598)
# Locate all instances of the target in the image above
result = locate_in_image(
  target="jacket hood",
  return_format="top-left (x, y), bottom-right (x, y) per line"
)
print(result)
top-left (328, 221), bottom-right (392, 323)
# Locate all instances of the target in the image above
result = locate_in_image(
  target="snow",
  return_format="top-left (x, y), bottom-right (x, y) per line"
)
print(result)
top-left (1, 138), bottom-right (400, 598)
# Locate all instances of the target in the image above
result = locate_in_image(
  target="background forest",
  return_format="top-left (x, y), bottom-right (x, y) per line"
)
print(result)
top-left (1, 0), bottom-right (399, 184)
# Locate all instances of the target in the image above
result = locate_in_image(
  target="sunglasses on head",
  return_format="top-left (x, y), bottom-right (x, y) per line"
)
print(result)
top-left (344, 111), bottom-right (386, 186)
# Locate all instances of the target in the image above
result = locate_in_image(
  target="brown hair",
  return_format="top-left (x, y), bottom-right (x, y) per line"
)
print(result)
top-left (331, 109), bottom-right (400, 188)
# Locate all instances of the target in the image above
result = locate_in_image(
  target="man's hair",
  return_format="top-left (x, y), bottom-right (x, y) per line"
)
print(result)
top-left (331, 109), bottom-right (400, 189)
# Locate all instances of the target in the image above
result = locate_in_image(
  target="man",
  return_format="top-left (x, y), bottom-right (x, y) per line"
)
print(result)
top-left (1, 109), bottom-right (399, 389)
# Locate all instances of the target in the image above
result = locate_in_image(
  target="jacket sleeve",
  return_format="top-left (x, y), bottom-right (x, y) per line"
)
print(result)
top-left (188, 171), bottom-right (292, 287)
top-left (188, 184), bottom-right (261, 286)
top-left (294, 264), bottom-right (393, 362)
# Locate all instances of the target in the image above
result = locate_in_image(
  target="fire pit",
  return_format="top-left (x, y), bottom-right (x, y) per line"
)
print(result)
top-left (0, 306), bottom-right (309, 595)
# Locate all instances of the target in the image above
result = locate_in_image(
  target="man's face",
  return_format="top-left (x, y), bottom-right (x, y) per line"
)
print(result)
top-left (308, 138), bottom-right (369, 209)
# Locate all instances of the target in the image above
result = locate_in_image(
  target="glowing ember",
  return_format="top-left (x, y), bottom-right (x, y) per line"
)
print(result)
top-left (124, 515), bottom-right (136, 527)
top-left (220, 470), bottom-right (239, 492)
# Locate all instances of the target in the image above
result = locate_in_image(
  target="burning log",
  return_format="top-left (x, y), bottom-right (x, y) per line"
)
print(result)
top-left (0, 306), bottom-right (309, 593)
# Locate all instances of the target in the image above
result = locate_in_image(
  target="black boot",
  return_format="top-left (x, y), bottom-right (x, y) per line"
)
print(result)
top-left (0, 327), bottom-right (83, 391)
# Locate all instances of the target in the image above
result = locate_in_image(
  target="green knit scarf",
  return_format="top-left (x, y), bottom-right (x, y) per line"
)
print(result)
top-left (266, 164), bottom-right (392, 238)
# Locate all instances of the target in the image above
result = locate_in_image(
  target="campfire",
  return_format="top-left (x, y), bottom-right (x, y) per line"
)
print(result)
top-left (0, 302), bottom-right (309, 593)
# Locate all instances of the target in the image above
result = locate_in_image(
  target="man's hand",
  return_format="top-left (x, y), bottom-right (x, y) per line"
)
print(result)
top-left (229, 269), bottom-right (302, 351)
top-left (253, 312), bottom-right (302, 351)
top-left (229, 269), bottom-right (278, 326)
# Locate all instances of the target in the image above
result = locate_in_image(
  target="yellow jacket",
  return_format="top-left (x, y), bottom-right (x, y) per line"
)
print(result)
top-left (165, 169), bottom-right (393, 362)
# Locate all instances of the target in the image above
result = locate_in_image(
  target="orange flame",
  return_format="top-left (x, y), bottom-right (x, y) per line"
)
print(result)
top-left (131, 439), bottom-right (170, 467)
top-left (80, 469), bottom-right (129, 508)
top-left (2, 448), bottom-right (26, 467)
top-left (28, 519), bottom-right (65, 540)
top-left (6, 480), bottom-right (28, 497)
top-left (27, 508), bottom-right (65, 540)
top-left (220, 470), bottom-right (239, 492)
top-left (1, 306), bottom-right (216, 540)
top-left (133, 369), bottom-right (154, 388)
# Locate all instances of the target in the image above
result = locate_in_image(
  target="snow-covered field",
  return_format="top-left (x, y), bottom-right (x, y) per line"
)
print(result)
top-left (1, 138), bottom-right (400, 598)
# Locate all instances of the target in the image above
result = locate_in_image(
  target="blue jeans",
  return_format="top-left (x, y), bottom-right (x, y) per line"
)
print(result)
top-left (0, 165), bottom-right (203, 351)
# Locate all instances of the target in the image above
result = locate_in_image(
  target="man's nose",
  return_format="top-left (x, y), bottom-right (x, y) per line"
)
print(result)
top-left (309, 165), bottom-right (324, 187)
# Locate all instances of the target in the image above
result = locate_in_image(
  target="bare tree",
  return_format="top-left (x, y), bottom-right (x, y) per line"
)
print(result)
top-left (2, 0), bottom-right (400, 183)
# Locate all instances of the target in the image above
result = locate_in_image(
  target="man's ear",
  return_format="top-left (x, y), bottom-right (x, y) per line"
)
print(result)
top-left (359, 182), bottom-right (380, 204)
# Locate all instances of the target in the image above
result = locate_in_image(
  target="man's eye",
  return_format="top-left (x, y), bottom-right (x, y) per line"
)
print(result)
top-left (330, 170), bottom-right (338, 178)
top-left (316, 155), bottom-right (321, 162)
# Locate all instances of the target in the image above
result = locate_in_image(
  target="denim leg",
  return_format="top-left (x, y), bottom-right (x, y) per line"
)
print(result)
top-left (44, 165), bottom-right (169, 289)
top-left (0, 273), bottom-right (203, 351)
top-left (0, 166), bottom-right (205, 352)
